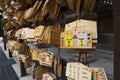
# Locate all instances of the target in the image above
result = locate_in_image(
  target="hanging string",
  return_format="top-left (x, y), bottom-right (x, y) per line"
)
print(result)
top-left (77, 0), bottom-right (83, 62)
top-left (85, 50), bottom-right (90, 67)
top-left (44, 13), bottom-right (47, 27)
top-left (75, 0), bottom-right (83, 31)
top-left (57, 46), bottom-right (60, 60)
top-left (78, 51), bottom-right (82, 63)
top-left (54, 3), bottom-right (61, 61)
top-left (55, 4), bottom-right (61, 29)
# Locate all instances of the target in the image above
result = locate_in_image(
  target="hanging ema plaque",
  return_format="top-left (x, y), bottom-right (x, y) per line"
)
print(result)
top-left (66, 62), bottom-right (92, 80)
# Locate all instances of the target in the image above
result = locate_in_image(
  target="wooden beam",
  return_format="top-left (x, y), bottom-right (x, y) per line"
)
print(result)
top-left (114, 0), bottom-right (120, 80)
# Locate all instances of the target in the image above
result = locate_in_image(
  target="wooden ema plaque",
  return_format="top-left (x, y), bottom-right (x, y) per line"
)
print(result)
top-left (97, 68), bottom-right (108, 80)
top-left (42, 72), bottom-right (56, 80)
top-left (66, 62), bottom-right (92, 80)
top-left (31, 47), bottom-right (54, 67)
top-left (12, 50), bottom-right (19, 56)
top-left (65, 19), bottom-right (97, 39)
top-left (38, 51), bottom-right (54, 67)
top-left (7, 40), bottom-right (17, 51)
top-left (90, 67), bottom-right (108, 80)
top-left (17, 54), bottom-right (28, 63)
top-left (65, 19), bottom-right (97, 44)
top-left (60, 30), bottom-right (92, 49)
top-left (66, 67), bottom-right (108, 80)
top-left (31, 49), bottom-right (39, 61)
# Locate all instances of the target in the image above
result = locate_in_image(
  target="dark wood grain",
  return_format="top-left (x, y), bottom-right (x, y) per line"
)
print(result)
top-left (114, 0), bottom-right (120, 80)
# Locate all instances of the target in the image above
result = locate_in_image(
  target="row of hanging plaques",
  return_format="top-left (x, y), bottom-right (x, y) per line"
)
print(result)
top-left (8, 19), bottom-right (97, 49)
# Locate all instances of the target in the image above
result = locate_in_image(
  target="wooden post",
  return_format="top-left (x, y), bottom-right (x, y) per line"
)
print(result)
top-left (114, 0), bottom-right (120, 80)
top-left (3, 37), bottom-right (6, 50)
top-left (61, 60), bottom-right (65, 80)
top-left (78, 51), bottom-right (82, 62)
top-left (8, 49), bottom-right (12, 58)
top-left (85, 51), bottom-right (89, 66)
top-left (18, 39), bottom-right (27, 76)
top-left (78, 50), bottom-right (90, 66)
top-left (20, 61), bottom-right (26, 77)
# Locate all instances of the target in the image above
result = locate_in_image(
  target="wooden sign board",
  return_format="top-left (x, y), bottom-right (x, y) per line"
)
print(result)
top-left (90, 67), bottom-right (108, 80)
top-left (31, 48), bottom-right (42, 61)
top-left (65, 19), bottom-right (97, 44)
top-left (26, 29), bottom-right (35, 39)
top-left (39, 51), bottom-right (54, 67)
top-left (6, 40), bottom-right (17, 52)
top-left (21, 28), bottom-right (29, 39)
top-left (27, 38), bottom-right (37, 42)
top-left (65, 19), bottom-right (97, 39)
top-left (12, 50), bottom-right (19, 56)
top-left (31, 50), bottom-right (38, 61)
top-left (66, 67), bottom-right (108, 80)
top-left (60, 30), bottom-right (93, 49)
top-left (66, 62), bottom-right (92, 80)
top-left (67, 77), bottom-right (75, 80)
top-left (41, 26), bottom-right (63, 46)
top-left (17, 54), bottom-right (28, 63)
top-left (34, 25), bottom-right (45, 37)
top-left (7, 40), bottom-right (17, 50)
top-left (97, 68), bottom-right (108, 80)
top-left (15, 29), bottom-right (22, 38)
top-left (42, 72), bottom-right (56, 80)
top-left (35, 66), bottom-right (49, 80)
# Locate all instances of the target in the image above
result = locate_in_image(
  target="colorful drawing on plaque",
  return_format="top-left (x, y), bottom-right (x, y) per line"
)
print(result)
top-left (65, 33), bottom-right (73, 47)
top-left (41, 55), bottom-right (46, 62)
top-left (77, 32), bottom-right (87, 47)
top-left (32, 51), bottom-right (37, 60)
